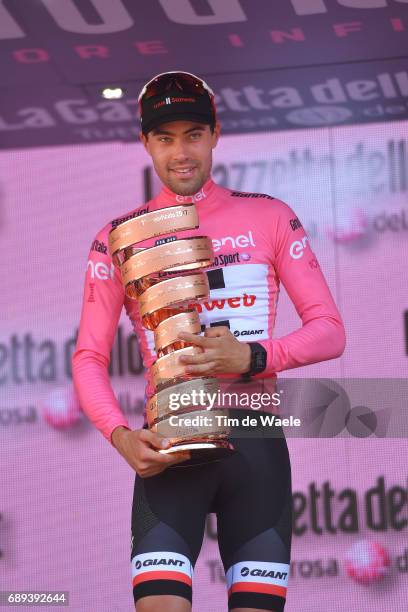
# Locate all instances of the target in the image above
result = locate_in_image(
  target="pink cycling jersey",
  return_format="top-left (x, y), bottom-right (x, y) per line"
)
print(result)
top-left (72, 177), bottom-right (346, 445)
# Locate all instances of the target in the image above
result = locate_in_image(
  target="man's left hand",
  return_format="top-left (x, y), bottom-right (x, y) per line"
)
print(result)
top-left (177, 326), bottom-right (251, 376)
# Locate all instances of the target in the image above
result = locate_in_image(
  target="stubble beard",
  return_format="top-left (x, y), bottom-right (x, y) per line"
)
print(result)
top-left (168, 173), bottom-right (205, 196)
top-left (166, 165), bottom-right (207, 196)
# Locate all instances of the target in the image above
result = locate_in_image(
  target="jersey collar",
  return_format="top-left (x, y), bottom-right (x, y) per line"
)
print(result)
top-left (156, 176), bottom-right (218, 208)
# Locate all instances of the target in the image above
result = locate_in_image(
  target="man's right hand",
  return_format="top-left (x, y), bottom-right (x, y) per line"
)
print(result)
top-left (111, 426), bottom-right (191, 477)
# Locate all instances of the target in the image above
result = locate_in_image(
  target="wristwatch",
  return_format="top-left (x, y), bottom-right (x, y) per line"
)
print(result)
top-left (243, 342), bottom-right (267, 377)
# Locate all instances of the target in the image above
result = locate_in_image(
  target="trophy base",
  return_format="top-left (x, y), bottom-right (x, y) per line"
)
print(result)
top-left (159, 439), bottom-right (235, 466)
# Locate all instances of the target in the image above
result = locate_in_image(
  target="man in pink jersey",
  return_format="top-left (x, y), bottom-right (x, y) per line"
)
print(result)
top-left (72, 71), bottom-right (346, 612)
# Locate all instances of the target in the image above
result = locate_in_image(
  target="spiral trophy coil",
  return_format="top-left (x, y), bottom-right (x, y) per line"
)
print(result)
top-left (108, 203), bottom-right (235, 462)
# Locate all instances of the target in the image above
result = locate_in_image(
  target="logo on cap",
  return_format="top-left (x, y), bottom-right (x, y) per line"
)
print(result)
top-left (154, 96), bottom-right (196, 109)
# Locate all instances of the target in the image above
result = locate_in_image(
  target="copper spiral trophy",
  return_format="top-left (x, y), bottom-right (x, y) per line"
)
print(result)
top-left (108, 203), bottom-right (235, 462)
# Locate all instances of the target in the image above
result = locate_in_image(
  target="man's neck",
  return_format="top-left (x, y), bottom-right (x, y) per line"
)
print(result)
top-left (159, 176), bottom-right (217, 205)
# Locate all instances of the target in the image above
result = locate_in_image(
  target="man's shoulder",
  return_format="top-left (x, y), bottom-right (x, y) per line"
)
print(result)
top-left (228, 189), bottom-right (276, 202)
top-left (226, 188), bottom-right (296, 217)
top-left (92, 200), bottom-right (153, 244)
top-left (109, 200), bottom-right (152, 230)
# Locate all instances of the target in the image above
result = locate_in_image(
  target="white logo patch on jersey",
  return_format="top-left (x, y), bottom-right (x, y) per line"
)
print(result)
top-left (212, 230), bottom-right (256, 253)
top-left (141, 264), bottom-right (276, 356)
top-left (289, 236), bottom-right (309, 259)
top-left (87, 259), bottom-right (115, 280)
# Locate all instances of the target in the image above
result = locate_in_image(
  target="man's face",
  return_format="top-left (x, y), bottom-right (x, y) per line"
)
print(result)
top-left (140, 120), bottom-right (221, 196)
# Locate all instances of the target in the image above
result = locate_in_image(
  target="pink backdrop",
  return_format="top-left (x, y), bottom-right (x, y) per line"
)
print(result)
top-left (1, 120), bottom-right (407, 610)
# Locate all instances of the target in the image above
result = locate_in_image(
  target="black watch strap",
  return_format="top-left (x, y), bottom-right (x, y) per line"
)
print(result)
top-left (244, 342), bottom-right (267, 377)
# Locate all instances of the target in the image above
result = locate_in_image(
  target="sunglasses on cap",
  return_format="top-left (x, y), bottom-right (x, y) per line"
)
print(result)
top-left (137, 71), bottom-right (215, 103)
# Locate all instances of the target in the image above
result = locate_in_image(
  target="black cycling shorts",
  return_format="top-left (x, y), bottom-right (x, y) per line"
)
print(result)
top-left (130, 411), bottom-right (292, 611)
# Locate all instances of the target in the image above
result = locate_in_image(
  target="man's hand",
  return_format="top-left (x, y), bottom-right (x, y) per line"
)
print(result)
top-left (111, 426), bottom-right (191, 477)
top-left (177, 326), bottom-right (251, 376)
